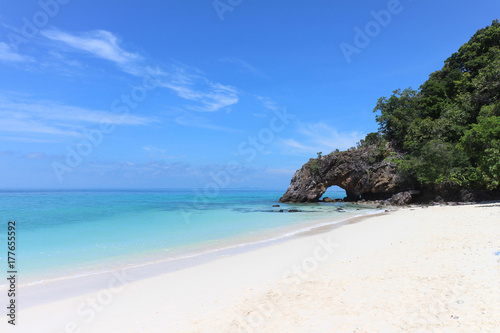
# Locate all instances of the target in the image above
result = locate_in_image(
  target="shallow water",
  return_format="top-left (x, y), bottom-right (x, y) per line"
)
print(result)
top-left (0, 188), bottom-right (377, 285)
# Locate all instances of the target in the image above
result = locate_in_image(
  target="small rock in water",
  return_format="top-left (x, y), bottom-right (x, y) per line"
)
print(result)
top-left (272, 205), bottom-right (280, 207)
top-left (288, 209), bottom-right (300, 213)
top-left (279, 209), bottom-right (284, 213)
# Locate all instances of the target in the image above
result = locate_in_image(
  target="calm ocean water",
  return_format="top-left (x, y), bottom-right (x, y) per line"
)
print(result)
top-left (0, 188), bottom-right (376, 284)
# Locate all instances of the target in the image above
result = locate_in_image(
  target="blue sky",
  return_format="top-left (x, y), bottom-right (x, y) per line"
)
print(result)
top-left (0, 0), bottom-right (498, 189)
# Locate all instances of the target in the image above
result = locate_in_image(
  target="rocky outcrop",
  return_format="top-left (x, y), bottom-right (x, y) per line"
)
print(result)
top-left (388, 191), bottom-right (417, 205)
top-left (280, 145), bottom-right (411, 203)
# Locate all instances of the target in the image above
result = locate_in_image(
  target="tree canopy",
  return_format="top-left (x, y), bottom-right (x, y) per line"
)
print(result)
top-left (370, 20), bottom-right (500, 191)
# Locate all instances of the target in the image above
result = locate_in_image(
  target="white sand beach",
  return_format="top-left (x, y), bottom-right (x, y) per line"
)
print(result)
top-left (7, 203), bottom-right (500, 332)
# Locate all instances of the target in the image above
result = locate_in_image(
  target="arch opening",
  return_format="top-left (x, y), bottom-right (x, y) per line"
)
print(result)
top-left (319, 186), bottom-right (347, 201)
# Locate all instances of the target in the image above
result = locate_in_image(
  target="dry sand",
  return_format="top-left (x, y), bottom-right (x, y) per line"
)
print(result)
top-left (5, 203), bottom-right (500, 332)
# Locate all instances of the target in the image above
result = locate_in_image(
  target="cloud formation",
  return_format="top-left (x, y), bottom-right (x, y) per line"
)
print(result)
top-left (281, 122), bottom-right (363, 155)
top-left (41, 29), bottom-right (239, 112)
top-left (42, 29), bottom-right (141, 66)
top-left (0, 95), bottom-right (155, 140)
top-left (0, 42), bottom-right (33, 62)
top-left (174, 112), bottom-right (241, 133)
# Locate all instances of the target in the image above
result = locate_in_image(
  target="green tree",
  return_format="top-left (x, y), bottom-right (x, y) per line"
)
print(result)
top-left (355, 21), bottom-right (500, 193)
top-left (461, 116), bottom-right (500, 189)
top-left (373, 88), bottom-right (419, 147)
top-left (445, 20), bottom-right (500, 77)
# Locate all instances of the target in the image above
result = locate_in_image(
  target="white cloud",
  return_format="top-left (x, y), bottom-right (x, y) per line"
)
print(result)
top-left (158, 66), bottom-right (239, 112)
top-left (174, 112), bottom-right (241, 133)
top-left (41, 29), bottom-right (239, 112)
top-left (142, 146), bottom-right (185, 160)
top-left (219, 57), bottom-right (269, 79)
top-left (265, 168), bottom-right (296, 176)
top-left (281, 138), bottom-right (312, 150)
top-left (87, 160), bottom-right (194, 177)
top-left (280, 122), bottom-right (364, 155)
top-left (22, 152), bottom-right (46, 160)
top-left (0, 95), bottom-right (155, 139)
top-left (0, 118), bottom-right (80, 137)
top-left (42, 50), bottom-right (84, 74)
top-left (255, 95), bottom-right (281, 112)
top-left (143, 146), bottom-right (167, 154)
top-left (41, 29), bottom-right (141, 66)
top-left (0, 42), bottom-right (33, 63)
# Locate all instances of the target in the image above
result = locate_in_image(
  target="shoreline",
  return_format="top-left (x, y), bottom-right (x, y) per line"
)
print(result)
top-left (6, 202), bottom-right (500, 332)
top-left (4, 208), bottom-right (383, 309)
top-left (1, 198), bottom-right (374, 288)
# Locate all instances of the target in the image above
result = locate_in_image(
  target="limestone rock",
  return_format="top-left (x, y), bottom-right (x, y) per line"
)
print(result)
top-left (388, 191), bottom-right (415, 205)
top-left (279, 145), bottom-right (410, 203)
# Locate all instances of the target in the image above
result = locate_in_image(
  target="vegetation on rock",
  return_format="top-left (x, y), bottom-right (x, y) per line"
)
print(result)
top-left (282, 21), bottom-right (500, 203)
top-left (367, 20), bottom-right (500, 196)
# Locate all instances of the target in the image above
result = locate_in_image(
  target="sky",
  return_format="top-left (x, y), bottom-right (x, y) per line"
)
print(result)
top-left (0, 0), bottom-right (498, 189)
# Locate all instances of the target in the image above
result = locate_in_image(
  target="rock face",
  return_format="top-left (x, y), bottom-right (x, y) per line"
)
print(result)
top-left (280, 146), bottom-right (409, 203)
top-left (388, 191), bottom-right (415, 205)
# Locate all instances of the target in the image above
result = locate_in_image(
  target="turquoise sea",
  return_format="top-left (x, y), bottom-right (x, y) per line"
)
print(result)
top-left (0, 188), bottom-right (377, 285)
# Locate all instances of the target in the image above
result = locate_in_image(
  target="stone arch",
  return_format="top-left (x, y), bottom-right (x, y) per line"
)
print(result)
top-left (279, 147), bottom-right (405, 203)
